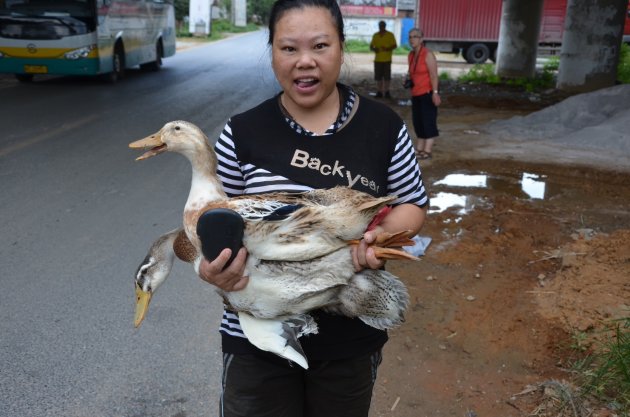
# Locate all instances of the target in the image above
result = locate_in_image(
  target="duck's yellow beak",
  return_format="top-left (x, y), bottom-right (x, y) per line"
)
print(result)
top-left (129, 131), bottom-right (167, 161)
top-left (134, 283), bottom-right (153, 328)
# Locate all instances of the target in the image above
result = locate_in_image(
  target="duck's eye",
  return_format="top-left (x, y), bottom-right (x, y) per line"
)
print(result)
top-left (175, 126), bottom-right (181, 131)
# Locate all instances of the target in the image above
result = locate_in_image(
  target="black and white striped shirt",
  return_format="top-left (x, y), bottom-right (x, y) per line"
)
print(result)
top-left (214, 85), bottom-right (428, 340)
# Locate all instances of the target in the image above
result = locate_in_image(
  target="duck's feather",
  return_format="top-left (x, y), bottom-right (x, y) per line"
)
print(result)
top-left (238, 312), bottom-right (318, 369)
top-left (184, 187), bottom-right (397, 262)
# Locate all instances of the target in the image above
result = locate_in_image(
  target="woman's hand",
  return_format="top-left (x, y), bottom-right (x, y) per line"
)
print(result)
top-left (432, 92), bottom-right (441, 106)
top-left (198, 247), bottom-right (249, 291)
top-left (351, 226), bottom-right (386, 272)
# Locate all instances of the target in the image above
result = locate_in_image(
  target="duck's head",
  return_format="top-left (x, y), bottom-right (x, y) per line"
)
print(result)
top-left (134, 232), bottom-right (177, 328)
top-left (129, 120), bottom-right (211, 161)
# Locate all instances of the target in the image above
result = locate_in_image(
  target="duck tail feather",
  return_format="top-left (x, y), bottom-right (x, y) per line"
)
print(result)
top-left (238, 312), bottom-right (317, 369)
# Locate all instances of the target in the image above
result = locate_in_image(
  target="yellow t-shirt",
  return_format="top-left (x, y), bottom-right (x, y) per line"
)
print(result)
top-left (370, 31), bottom-right (397, 63)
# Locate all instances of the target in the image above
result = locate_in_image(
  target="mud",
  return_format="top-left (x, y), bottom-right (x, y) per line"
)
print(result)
top-left (348, 71), bottom-right (630, 417)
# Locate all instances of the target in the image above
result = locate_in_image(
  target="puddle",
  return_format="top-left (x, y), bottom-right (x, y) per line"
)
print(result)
top-left (430, 171), bottom-right (550, 214)
top-left (424, 161), bottom-right (630, 240)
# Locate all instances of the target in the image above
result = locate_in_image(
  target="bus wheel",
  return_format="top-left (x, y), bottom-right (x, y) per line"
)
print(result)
top-left (465, 43), bottom-right (490, 64)
top-left (141, 42), bottom-right (163, 72)
top-left (104, 45), bottom-right (125, 83)
top-left (15, 74), bottom-right (34, 83)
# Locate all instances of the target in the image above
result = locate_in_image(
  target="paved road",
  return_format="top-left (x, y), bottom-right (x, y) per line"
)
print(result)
top-left (0, 30), bottom-right (278, 417)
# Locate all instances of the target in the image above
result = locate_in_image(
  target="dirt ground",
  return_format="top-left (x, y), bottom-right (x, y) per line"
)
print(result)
top-left (348, 70), bottom-right (630, 417)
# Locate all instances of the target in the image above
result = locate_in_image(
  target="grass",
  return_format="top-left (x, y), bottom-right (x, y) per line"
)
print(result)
top-left (344, 39), bottom-right (411, 56)
top-left (457, 59), bottom-right (560, 92)
top-left (177, 19), bottom-right (259, 41)
top-left (571, 316), bottom-right (630, 415)
top-left (618, 42), bottom-right (630, 84)
top-left (455, 46), bottom-right (630, 90)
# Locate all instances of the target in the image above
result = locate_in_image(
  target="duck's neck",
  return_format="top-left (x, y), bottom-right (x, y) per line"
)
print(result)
top-left (185, 144), bottom-right (227, 211)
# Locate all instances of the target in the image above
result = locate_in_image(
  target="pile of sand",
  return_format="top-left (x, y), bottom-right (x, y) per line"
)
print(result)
top-left (487, 84), bottom-right (630, 154)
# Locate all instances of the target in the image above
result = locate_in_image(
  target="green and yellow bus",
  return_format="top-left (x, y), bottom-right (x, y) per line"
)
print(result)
top-left (0, 0), bottom-right (176, 82)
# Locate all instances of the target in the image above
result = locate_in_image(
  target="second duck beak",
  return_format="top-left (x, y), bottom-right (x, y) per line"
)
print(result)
top-left (134, 283), bottom-right (153, 328)
top-left (129, 131), bottom-right (167, 161)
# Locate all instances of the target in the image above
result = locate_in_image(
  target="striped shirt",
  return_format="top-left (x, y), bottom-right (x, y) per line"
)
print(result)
top-left (214, 84), bottom-right (428, 339)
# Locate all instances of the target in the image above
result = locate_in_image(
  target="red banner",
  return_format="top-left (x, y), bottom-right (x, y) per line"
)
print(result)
top-left (340, 5), bottom-right (397, 16)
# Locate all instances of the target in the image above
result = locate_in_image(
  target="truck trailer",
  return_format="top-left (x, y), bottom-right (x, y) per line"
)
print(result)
top-left (417, 0), bottom-right (630, 64)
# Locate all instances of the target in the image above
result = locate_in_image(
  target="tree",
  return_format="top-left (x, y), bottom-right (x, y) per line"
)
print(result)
top-left (174, 0), bottom-right (189, 22)
top-left (247, 0), bottom-right (275, 24)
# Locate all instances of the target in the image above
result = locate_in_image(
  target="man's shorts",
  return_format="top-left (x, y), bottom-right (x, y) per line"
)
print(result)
top-left (374, 61), bottom-right (392, 81)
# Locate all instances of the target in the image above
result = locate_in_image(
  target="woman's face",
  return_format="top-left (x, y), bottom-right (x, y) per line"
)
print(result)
top-left (409, 31), bottom-right (422, 49)
top-left (271, 6), bottom-right (343, 111)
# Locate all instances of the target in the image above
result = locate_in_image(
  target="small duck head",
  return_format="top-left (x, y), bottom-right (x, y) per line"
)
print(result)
top-left (129, 120), bottom-right (213, 163)
top-left (134, 232), bottom-right (177, 328)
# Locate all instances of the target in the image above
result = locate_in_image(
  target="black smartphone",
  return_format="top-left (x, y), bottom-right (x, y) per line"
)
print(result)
top-left (196, 208), bottom-right (245, 269)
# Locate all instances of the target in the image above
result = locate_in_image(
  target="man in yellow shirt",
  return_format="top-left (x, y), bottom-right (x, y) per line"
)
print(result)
top-left (370, 20), bottom-right (397, 98)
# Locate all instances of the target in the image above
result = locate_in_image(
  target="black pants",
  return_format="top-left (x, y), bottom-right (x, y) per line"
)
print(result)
top-left (411, 92), bottom-right (439, 139)
top-left (220, 350), bottom-right (383, 417)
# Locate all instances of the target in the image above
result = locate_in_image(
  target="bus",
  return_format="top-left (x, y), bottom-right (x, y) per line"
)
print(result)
top-left (0, 0), bottom-right (176, 82)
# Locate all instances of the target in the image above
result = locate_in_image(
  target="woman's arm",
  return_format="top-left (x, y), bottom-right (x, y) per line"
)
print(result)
top-left (425, 50), bottom-right (442, 106)
top-left (352, 204), bottom-right (427, 271)
top-left (352, 122), bottom-right (429, 271)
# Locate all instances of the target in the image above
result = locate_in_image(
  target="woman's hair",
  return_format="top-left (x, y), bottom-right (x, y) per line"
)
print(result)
top-left (409, 28), bottom-right (424, 37)
top-left (267, 0), bottom-right (345, 45)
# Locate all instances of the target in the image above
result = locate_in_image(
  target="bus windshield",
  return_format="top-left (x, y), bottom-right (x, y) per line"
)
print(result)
top-left (0, 1), bottom-right (95, 39)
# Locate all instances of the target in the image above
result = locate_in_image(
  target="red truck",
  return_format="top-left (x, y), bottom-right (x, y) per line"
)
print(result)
top-left (417, 0), bottom-right (630, 64)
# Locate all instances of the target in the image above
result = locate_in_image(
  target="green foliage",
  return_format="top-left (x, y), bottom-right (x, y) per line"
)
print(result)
top-left (457, 61), bottom-right (558, 92)
top-left (177, 19), bottom-right (258, 39)
top-left (344, 39), bottom-right (371, 53)
top-left (572, 317), bottom-right (630, 415)
top-left (458, 64), bottom-right (501, 84)
top-left (543, 55), bottom-right (560, 72)
top-left (438, 71), bottom-right (450, 81)
top-left (247, 0), bottom-right (276, 24)
top-left (212, 19), bottom-right (258, 33)
top-left (618, 42), bottom-right (630, 84)
top-left (344, 39), bottom-right (410, 55)
top-left (174, 0), bottom-right (189, 22)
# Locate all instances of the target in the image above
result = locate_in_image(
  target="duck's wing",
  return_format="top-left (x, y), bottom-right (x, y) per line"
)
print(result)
top-left (224, 188), bottom-right (396, 261)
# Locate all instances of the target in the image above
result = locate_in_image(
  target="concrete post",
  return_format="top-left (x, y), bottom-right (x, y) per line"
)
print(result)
top-left (557, 0), bottom-right (628, 92)
top-left (496, 0), bottom-right (545, 78)
top-left (232, 0), bottom-right (247, 27)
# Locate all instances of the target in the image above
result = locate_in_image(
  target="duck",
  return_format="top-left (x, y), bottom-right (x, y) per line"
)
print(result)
top-left (129, 120), bottom-right (417, 368)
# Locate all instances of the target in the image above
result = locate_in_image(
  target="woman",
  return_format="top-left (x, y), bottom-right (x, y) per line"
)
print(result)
top-left (198, 1), bottom-right (428, 415)
top-left (408, 28), bottom-right (441, 160)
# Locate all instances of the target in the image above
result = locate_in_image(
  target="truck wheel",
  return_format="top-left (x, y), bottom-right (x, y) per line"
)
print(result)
top-left (465, 44), bottom-right (490, 64)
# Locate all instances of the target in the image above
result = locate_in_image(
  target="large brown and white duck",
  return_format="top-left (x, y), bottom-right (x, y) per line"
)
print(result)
top-left (129, 120), bottom-right (416, 368)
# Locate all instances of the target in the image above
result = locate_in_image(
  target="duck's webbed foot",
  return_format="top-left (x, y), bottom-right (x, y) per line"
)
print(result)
top-left (349, 230), bottom-right (419, 261)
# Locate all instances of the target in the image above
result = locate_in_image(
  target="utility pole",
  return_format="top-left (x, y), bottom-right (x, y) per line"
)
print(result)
top-left (232, 0), bottom-right (247, 27)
